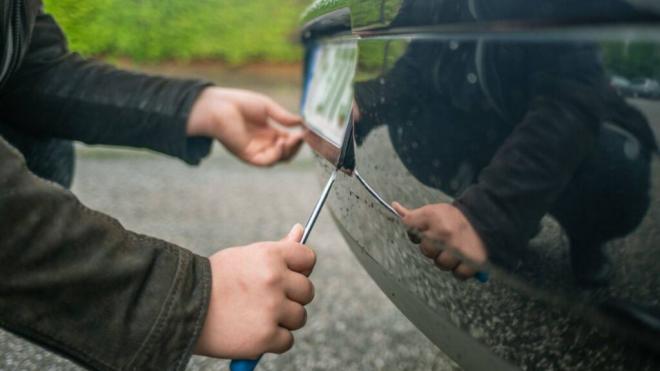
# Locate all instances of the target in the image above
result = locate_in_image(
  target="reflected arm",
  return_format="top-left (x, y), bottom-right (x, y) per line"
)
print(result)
top-left (454, 79), bottom-right (601, 268)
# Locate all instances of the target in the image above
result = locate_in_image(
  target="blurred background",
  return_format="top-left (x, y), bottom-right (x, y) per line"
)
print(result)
top-left (45, 0), bottom-right (306, 64)
top-left (0, 1), bottom-right (458, 370)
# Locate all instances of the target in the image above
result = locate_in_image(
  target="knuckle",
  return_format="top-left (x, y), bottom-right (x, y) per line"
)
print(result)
top-left (306, 248), bottom-right (317, 267)
top-left (290, 305), bottom-right (307, 329)
top-left (305, 280), bottom-right (316, 303)
top-left (264, 295), bottom-right (283, 314)
top-left (274, 332), bottom-right (294, 354)
top-left (453, 265), bottom-right (473, 281)
top-left (419, 206), bottom-right (434, 218)
top-left (434, 258), bottom-right (453, 271)
top-left (419, 241), bottom-right (438, 258)
top-left (257, 326), bottom-right (279, 350)
top-left (261, 269), bottom-right (283, 287)
top-left (437, 251), bottom-right (459, 268)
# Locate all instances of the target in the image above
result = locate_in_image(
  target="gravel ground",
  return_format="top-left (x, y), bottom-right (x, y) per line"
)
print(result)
top-left (0, 144), bottom-right (457, 371)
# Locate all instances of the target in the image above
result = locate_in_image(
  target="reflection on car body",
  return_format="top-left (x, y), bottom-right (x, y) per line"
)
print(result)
top-left (301, 0), bottom-right (660, 369)
top-left (629, 78), bottom-right (660, 99)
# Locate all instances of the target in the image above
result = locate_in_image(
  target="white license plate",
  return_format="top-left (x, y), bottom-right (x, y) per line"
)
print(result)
top-left (302, 40), bottom-right (358, 147)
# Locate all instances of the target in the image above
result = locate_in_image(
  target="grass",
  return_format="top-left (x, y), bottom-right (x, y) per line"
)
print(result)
top-left (43, 0), bottom-right (310, 64)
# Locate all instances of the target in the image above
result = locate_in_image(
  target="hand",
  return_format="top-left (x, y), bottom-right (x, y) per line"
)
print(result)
top-left (392, 202), bottom-right (487, 280)
top-left (194, 224), bottom-right (316, 359)
top-left (187, 87), bottom-right (304, 166)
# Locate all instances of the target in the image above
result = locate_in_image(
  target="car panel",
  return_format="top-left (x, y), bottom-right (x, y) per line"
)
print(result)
top-left (302, 0), bottom-right (660, 34)
top-left (301, 1), bottom-right (660, 370)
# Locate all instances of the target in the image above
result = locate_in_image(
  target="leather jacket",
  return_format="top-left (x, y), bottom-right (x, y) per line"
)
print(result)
top-left (1, 1), bottom-right (213, 370)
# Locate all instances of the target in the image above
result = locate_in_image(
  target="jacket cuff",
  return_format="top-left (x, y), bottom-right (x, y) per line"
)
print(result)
top-left (453, 187), bottom-right (526, 272)
top-left (130, 252), bottom-right (212, 371)
top-left (162, 79), bottom-right (215, 165)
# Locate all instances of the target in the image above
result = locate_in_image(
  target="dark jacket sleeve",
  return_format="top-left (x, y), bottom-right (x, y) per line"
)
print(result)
top-left (0, 137), bottom-right (211, 371)
top-left (454, 77), bottom-right (602, 269)
top-left (0, 12), bottom-right (212, 165)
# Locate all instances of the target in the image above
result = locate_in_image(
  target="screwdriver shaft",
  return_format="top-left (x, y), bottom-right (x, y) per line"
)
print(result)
top-left (301, 170), bottom-right (337, 243)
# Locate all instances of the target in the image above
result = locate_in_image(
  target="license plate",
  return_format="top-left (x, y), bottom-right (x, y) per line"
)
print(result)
top-left (302, 40), bottom-right (358, 147)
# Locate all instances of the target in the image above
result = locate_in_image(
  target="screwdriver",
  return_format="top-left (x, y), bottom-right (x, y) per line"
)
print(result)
top-left (230, 169), bottom-right (338, 371)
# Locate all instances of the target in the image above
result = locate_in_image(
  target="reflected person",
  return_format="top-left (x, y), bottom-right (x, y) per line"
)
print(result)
top-left (355, 33), bottom-right (656, 286)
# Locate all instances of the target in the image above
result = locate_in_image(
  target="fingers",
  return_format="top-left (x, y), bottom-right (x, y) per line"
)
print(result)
top-left (280, 130), bottom-right (304, 162)
top-left (392, 202), bottom-right (410, 218)
top-left (249, 137), bottom-right (287, 166)
top-left (398, 205), bottom-right (432, 232)
top-left (419, 238), bottom-right (442, 259)
top-left (284, 271), bottom-right (315, 304)
top-left (435, 250), bottom-right (460, 271)
top-left (248, 130), bottom-right (303, 166)
top-left (279, 240), bottom-right (316, 275)
top-left (419, 236), bottom-right (461, 272)
top-left (278, 300), bottom-right (307, 331)
top-left (266, 99), bottom-right (303, 127)
top-left (284, 224), bottom-right (304, 242)
top-left (267, 328), bottom-right (295, 354)
top-left (453, 263), bottom-right (478, 281)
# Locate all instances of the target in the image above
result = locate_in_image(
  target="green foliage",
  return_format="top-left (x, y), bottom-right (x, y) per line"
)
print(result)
top-left (44, 0), bottom-right (309, 64)
top-left (602, 41), bottom-right (660, 79)
top-left (300, 0), bottom-right (348, 24)
top-left (355, 39), bottom-right (407, 81)
top-left (351, 0), bottom-right (402, 28)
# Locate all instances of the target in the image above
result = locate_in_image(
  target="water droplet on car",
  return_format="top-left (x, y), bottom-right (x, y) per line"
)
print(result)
top-left (467, 73), bottom-right (478, 84)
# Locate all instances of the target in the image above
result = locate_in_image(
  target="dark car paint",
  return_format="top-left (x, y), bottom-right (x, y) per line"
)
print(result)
top-left (302, 0), bottom-right (660, 370)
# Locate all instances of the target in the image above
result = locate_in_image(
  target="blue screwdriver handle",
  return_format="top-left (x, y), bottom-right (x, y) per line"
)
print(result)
top-left (230, 357), bottom-right (261, 371)
top-left (475, 271), bottom-right (489, 283)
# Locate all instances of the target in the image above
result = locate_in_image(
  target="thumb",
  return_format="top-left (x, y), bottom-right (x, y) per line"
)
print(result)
top-left (284, 223), bottom-right (304, 242)
top-left (392, 202), bottom-right (410, 218)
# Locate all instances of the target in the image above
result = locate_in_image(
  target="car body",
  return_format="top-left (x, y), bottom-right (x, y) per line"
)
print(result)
top-left (300, 1), bottom-right (660, 370)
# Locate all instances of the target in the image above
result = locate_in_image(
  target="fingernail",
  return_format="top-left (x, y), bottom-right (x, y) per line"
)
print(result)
top-left (289, 223), bottom-right (302, 236)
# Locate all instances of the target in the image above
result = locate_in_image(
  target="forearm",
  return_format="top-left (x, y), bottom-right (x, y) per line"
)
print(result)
top-left (454, 92), bottom-right (600, 268)
top-left (0, 137), bottom-right (210, 370)
top-left (0, 14), bottom-right (213, 164)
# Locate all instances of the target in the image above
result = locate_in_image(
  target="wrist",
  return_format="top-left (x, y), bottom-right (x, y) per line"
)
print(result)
top-left (449, 206), bottom-right (488, 264)
top-left (187, 87), bottom-right (218, 137)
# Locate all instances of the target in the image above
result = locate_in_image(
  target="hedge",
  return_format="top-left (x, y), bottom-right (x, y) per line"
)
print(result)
top-left (43, 0), bottom-right (309, 64)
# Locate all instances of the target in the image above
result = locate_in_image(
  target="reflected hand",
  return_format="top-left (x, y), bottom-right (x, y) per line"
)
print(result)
top-left (392, 202), bottom-right (487, 280)
top-left (194, 224), bottom-right (316, 359)
top-left (187, 87), bottom-right (304, 166)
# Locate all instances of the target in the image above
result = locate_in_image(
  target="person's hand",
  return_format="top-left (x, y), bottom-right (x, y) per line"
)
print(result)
top-left (392, 202), bottom-right (487, 280)
top-left (187, 87), bottom-right (304, 166)
top-left (194, 224), bottom-right (316, 359)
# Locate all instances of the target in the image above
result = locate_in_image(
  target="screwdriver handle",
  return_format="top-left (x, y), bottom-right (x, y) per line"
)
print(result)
top-left (475, 271), bottom-right (489, 283)
top-left (230, 358), bottom-right (260, 371)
